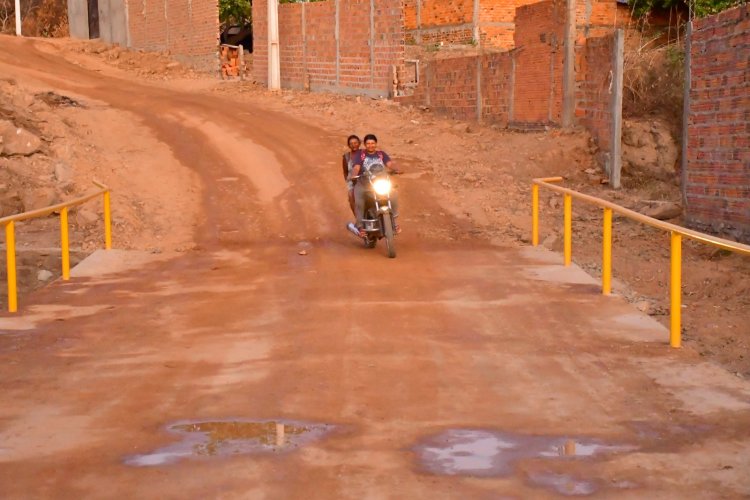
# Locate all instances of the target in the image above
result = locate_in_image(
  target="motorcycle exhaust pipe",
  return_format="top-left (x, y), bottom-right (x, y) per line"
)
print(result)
top-left (347, 222), bottom-right (362, 238)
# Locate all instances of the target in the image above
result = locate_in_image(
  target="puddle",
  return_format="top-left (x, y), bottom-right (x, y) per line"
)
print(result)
top-left (414, 429), bottom-right (635, 477)
top-left (124, 419), bottom-right (335, 467)
top-left (527, 471), bottom-right (598, 496)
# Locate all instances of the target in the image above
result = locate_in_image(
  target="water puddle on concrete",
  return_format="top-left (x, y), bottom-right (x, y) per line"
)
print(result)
top-left (526, 471), bottom-right (598, 496)
top-left (415, 429), bottom-right (637, 495)
top-left (124, 419), bottom-right (334, 467)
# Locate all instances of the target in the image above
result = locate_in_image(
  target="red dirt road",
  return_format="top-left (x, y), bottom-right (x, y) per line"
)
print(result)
top-left (1, 37), bottom-right (750, 498)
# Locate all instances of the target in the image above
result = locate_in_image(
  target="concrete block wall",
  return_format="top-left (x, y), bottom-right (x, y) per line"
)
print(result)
top-left (254, 0), bottom-right (404, 96)
top-left (686, 4), bottom-right (750, 241)
top-left (127, 0), bottom-right (219, 70)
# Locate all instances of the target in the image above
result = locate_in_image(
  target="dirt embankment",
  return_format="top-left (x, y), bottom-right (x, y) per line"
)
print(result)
top-left (2, 38), bottom-right (748, 377)
top-left (0, 73), bottom-right (199, 301)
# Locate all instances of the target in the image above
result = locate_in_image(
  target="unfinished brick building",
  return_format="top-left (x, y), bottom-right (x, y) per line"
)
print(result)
top-left (67, 0), bottom-right (219, 70)
top-left (404, 0), bottom-right (628, 49)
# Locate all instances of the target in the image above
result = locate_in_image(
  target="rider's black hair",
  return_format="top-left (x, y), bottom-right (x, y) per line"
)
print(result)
top-left (363, 134), bottom-right (378, 143)
top-left (347, 134), bottom-right (360, 144)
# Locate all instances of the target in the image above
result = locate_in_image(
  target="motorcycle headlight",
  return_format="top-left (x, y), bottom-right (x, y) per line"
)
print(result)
top-left (373, 178), bottom-right (392, 196)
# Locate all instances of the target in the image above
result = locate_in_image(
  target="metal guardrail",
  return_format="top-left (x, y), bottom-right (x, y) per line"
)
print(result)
top-left (532, 176), bottom-right (750, 348)
top-left (1, 181), bottom-right (112, 313)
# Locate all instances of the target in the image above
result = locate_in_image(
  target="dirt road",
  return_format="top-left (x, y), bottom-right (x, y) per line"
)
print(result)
top-left (1, 37), bottom-right (749, 498)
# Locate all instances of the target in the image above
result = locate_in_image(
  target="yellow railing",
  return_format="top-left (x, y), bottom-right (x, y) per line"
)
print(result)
top-left (1, 181), bottom-right (112, 313)
top-left (532, 176), bottom-right (750, 348)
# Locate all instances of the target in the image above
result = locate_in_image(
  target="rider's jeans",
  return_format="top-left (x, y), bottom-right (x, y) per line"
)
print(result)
top-left (354, 181), bottom-right (399, 227)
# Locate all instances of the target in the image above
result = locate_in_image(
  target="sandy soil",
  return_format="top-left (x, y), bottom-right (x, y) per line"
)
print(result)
top-left (0, 35), bottom-right (748, 498)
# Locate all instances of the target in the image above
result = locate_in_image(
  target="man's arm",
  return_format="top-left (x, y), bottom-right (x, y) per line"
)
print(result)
top-left (349, 156), bottom-right (363, 180)
top-left (342, 154), bottom-right (350, 181)
top-left (385, 160), bottom-right (403, 175)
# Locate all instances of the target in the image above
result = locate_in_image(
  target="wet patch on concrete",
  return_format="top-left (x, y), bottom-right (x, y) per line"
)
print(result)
top-left (124, 419), bottom-right (335, 467)
top-left (414, 429), bottom-right (635, 478)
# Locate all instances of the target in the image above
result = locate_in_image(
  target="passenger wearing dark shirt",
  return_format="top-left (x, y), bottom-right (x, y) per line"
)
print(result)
top-left (342, 134), bottom-right (361, 216)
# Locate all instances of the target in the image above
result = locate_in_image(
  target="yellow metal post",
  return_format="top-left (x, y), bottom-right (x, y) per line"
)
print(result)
top-left (532, 184), bottom-right (539, 246)
top-left (670, 232), bottom-right (682, 348)
top-left (103, 191), bottom-right (112, 250)
top-left (5, 222), bottom-right (17, 313)
top-left (60, 207), bottom-right (70, 280)
top-left (564, 193), bottom-right (572, 266)
top-left (602, 208), bottom-right (612, 295)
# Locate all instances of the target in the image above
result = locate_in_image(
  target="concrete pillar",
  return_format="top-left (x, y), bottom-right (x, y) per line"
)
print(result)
top-left (472, 0), bottom-right (480, 45)
top-left (369, 0), bottom-right (375, 86)
top-left (67, 0), bottom-right (90, 39)
top-left (561, 0), bottom-right (576, 127)
top-left (335, 0), bottom-right (340, 86)
top-left (15, 0), bottom-right (21, 35)
top-left (268, 0), bottom-right (281, 90)
top-left (680, 22), bottom-right (692, 206)
top-left (610, 29), bottom-right (624, 189)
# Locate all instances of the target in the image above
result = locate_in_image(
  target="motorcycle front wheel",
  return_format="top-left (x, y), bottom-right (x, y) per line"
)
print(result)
top-left (382, 212), bottom-right (396, 258)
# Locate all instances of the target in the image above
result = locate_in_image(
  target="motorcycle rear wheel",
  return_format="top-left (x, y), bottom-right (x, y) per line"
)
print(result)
top-left (382, 212), bottom-right (396, 258)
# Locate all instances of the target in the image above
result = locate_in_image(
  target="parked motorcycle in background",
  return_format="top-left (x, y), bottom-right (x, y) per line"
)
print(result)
top-left (347, 164), bottom-right (398, 258)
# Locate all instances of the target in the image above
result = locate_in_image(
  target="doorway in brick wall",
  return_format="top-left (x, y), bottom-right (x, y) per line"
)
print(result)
top-left (87, 0), bottom-right (99, 38)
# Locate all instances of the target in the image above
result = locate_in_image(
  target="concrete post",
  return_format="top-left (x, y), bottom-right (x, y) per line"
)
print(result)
top-left (335, 0), bottom-right (340, 86)
top-left (610, 29), bottom-right (624, 189)
top-left (681, 22), bottom-right (692, 206)
top-left (561, 0), bottom-right (576, 127)
top-left (415, 0), bottom-right (422, 44)
top-left (268, 0), bottom-right (281, 90)
top-left (15, 0), bottom-right (21, 35)
top-left (472, 0), bottom-right (480, 45)
top-left (369, 0), bottom-right (375, 87)
top-left (476, 57), bottom-right (482, 122)
top-left (509, 53), bottom-right (516, 123)
top-left (302, 2), bottom-right (308, 86)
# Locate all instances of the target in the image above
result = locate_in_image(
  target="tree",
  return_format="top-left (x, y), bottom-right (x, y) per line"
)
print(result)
top-left (220, 0), bottom-right (251, 26)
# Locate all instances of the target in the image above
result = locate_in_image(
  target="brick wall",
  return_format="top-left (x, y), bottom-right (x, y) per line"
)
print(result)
top-left (478, 0), bottom-right (538, 48)
top-left (576, 33), bottom-right (615, 155)
top-left (398, 0), bottom-right (623, 170)
top-left (127, 0), bottom-right (219, 70)
top-left (685, 4), bottom-right (750, 241)
top-left (405, 0), bottom-right (620, 50)
top-left (395, 52), bottom-right (513, 125)
top-left (512, 0), bottom-right (565, 125)
top-left (480, 52), bottom-right (515, 121)
top-left (404, 0), bottom-right (475, 45)
top-left (254, 0), bottom-right (404, 96)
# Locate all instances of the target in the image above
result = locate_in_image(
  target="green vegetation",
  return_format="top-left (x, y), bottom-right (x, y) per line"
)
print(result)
top-left (220, 0), bottom-right (252, 26)
top-left (629, 0), bottom-right (746, 19)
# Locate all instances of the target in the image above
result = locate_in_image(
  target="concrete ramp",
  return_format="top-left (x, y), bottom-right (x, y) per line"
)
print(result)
top-left (70, 249), bottom-right (177, 278)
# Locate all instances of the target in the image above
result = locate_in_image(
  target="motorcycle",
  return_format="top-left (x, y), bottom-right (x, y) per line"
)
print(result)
top-left (346, 164), bottom-right (398, 258)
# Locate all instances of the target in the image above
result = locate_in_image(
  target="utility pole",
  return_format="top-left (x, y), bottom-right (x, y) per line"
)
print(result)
top-left (15, 0), bottom-right (21, 36)
top-left (561, 0), bottom-right (575, 127)
top-left (268, 0), bottom-right (281, 90)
